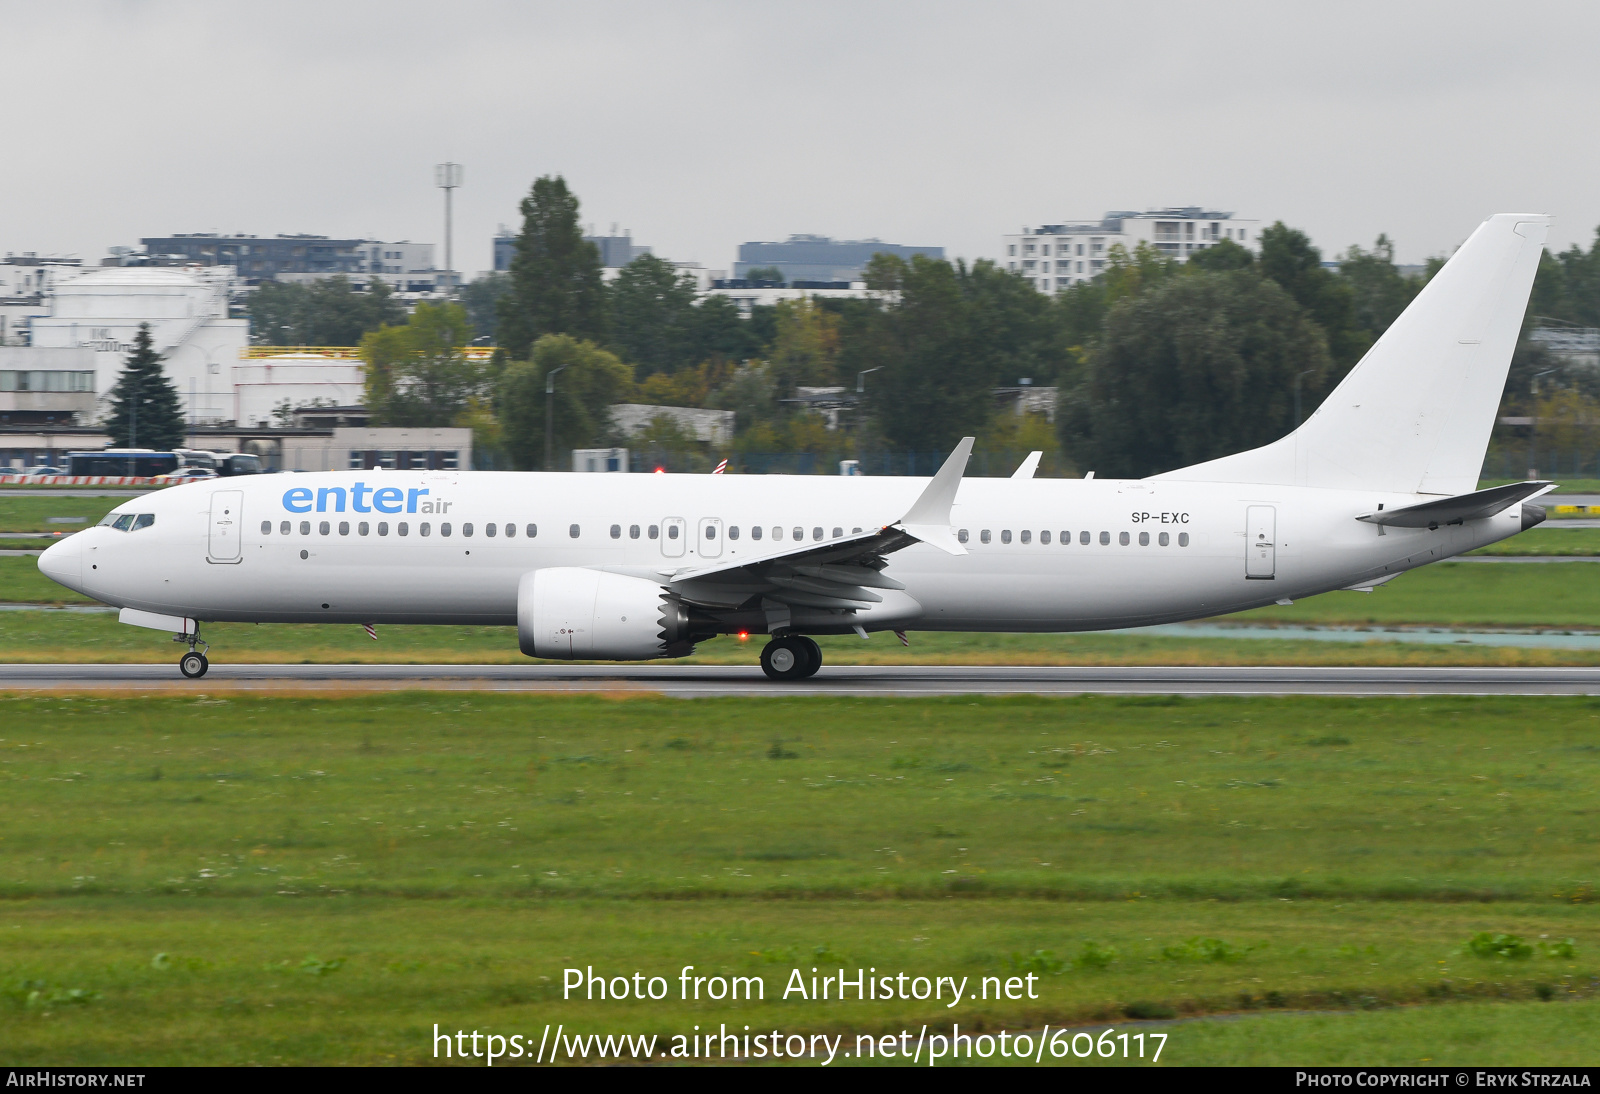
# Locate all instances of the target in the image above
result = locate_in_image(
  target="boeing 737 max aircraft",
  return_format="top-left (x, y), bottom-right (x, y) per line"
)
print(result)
top-left (39, 214), bottom-right (1555, 680)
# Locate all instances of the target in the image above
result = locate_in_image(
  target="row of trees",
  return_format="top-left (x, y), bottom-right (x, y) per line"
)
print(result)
top-left (258, 173), bottom-right (1600, 478)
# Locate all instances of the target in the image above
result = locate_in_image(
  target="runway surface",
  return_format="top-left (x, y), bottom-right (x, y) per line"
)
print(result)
top-left (7, 662), bottom-right (1600, 696)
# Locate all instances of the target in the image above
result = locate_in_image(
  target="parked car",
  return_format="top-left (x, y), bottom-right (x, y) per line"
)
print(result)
top-left (22, 466), bottom-right (66, 478)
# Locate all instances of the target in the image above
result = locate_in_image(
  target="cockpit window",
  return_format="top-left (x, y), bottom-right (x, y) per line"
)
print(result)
top-left (98, 513), bottom-right (120, 527)
top-left (106, 513), bottom-right (155, 531)
top-left (112, 514), bottom-right (136, 531)
top-left (132, 514), bottom-right (155, 531)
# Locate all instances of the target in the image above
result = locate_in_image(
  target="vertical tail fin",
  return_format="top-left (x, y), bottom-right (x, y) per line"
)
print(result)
top-left (1155, 213), bottom-right (1550, 495)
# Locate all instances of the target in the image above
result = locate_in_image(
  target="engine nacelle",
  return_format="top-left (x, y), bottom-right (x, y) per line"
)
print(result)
top-left (518, 567), bottom-right (694, 660)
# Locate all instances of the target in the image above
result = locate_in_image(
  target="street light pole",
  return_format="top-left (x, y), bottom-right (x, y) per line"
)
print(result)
top-left (1528, 367), bottom-right (1560, 480)
top-left (545, 364), bottom-right (570, 472)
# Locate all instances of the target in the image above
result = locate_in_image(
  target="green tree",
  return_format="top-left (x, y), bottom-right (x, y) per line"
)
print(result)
top-left (497, 176), bottom-right (606, 360)
top-left (686, 293), bottom-right (764, 364)
top-left (1336, 234), bottom-right (1426, 343)
top-left (247, 276), bottom-right (404, 345)
top-left (1063, 269), bottom-right (1333, 478)
top-left (1258, 222), bottom-right (1366, 367)
top-left (1186, 237), bottom-right (1256, 272)
top-left (104, 323), bottom-right (186, 450)
top-left (361, 303), bottom-right (489, 427)
top-left (608, 254), bottom-right (698, 376)
top-left (767, 297), bottom-right (840, 392)
top-left (497, 335), bottom-right (633, 470)
top-left (458, 272), bottom-right (512, 344)
top-left (845, 254), bottom-right (998, 453)
top-left (744, 266), bottom-right (785, 284)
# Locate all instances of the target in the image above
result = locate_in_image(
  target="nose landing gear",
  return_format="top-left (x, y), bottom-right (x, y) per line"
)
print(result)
top-left (760, 635), bottom-right (822, 681)
top-left (175, 626), bottom-right (210, 679)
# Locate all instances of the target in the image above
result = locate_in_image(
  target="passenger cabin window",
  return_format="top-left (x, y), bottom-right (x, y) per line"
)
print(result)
top-left (1041, 531), bottom-right (1051, 544)
top-left (1138, 531), bottom-right (1149, 546)
top-left (980, 530), bottom-right (991, 544)
top-left (261, 521), bottom-right (271, 534)
top-left (832, 527), bottom-right (842, 538)
top-left (526, 524), bottom-right (537, 538)
top-left (379, 523), bottom-right (390, 536)
top-left (1119, 531), bottom-right (1130, 545)
top-left (812, 527), bottom-right (822, 541)
top-left (1001, 530), bottom-right (1012, 544)
top-left (705, 525), bottom-right (717, 540)
top-left (420, 523), bottom-right (431, 537)
top-left (1159, 532), bottom-right (1169, 546)
top-left (667, 525), bottom-right (678, 540)
top-left (1179, 532), bottom-right (1190, 547)
top-left (319, 521), bottom-right (330, 535)
top-left (280, 521), bottom-right (290, 535)
top-left (359, 522), bottom-right (369, 536)
top-left (629, 525), bottom-right (640, 539)
top-left (462, 523), bottom-right (473, 537)
top-left (398, 522), bottom-right (409, 536)
top-left (1079, 531), bottom-right (1089, 545)
top-left (611, 524), bottom-right (622, 539)
top-left (1020, 530), bottom-right (1031, 544)
top-left (729, 526), bottom-right (739, 540)
top-left (752, 526), bottom-right (763, 541)
top-left (505, 524), bottom-right (516, 538)
top-left (958, 529), bottom-right (969, 543)
top-left (569, 524), bottom-right (580, 538)
top-left (300, 521), bottom-right (311, 535)
top-left (486, 523), bottom-right (497, 537)
top-left (792, 527), bottom-right (802, 541)
top-left (441, 523), bottom-right (452, 537)
top-left (1099, 531), bottom-right (1109, 545)
top-left (339, 521), bottom-right (350, 536)
top-left (648, 525), bottom-right (659, 540)
top-left (773, 527), bottom-right (782, 541)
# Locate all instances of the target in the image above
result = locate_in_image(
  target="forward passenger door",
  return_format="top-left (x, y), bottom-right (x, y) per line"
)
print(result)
top-left (208, 490), bottom-right (244, 564)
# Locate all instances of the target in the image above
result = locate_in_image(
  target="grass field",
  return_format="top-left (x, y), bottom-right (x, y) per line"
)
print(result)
top-left (1, 693), bottom-right (1595, 1066)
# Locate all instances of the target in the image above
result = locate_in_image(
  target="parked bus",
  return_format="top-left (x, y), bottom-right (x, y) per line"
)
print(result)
top-left (66, 449), bottom-right (263, 478)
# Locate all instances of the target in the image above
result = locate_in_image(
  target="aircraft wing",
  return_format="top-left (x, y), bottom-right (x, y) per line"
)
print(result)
top-left (661, 438), bottom-right (972, 613)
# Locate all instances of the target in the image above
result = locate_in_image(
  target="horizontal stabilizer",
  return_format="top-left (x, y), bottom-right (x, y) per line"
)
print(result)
top-left (1356, 481), bottom-right (1554, 528)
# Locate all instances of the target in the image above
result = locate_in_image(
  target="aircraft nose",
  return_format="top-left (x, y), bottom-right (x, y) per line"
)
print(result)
top-left (37, 534), bottom-right (83, 591)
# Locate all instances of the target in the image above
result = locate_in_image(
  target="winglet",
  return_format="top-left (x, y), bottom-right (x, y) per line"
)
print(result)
top-left (1011, 451), bottom-right (1043, 479)
top-left (895, 437), bottom-right (973, 555)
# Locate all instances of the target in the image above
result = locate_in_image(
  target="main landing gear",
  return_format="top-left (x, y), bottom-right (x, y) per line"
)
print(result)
top-left (760, 635), bottom-right (821, 681)
top-left (176, 626), bottom-right (210, 679)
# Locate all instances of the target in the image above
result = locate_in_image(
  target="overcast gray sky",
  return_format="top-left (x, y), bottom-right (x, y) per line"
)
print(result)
top-left (5, 0), bottom-right (1599, 274)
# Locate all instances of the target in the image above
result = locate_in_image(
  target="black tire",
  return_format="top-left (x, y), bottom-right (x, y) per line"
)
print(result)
top-left (795, 636), bottom-right (822, 679)
top-left (179, 652), bottom-right (209, 679)
top-left (760, 637), bottom-right (812, 681)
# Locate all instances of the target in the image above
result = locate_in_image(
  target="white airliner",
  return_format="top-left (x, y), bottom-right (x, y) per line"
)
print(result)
top-left (40, 214), bottom-right (1554, 681)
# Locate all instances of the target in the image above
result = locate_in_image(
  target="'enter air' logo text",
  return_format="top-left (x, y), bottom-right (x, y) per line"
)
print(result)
top-left (282, 484), bottom-right (452, 514)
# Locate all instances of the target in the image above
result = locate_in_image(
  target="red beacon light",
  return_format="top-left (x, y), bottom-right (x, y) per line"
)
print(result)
top-left (654, 467), bottom-right (666, 475)
top-left (737, 631), bottom-right (750, 641)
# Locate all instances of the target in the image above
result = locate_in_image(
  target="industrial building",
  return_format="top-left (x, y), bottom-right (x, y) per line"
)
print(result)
top-left (1002, 207), bottom-right (1262, 291)
top-left (733, 235), bottom-right (942, 284)
top-left (135, 233), bottom-right (437, 289)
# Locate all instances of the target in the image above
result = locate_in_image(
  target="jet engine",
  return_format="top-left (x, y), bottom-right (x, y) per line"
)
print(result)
top-left (518, 567), bottom-right (697, 660)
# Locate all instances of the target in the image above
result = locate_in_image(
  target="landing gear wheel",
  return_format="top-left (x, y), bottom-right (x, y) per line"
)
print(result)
top-left (795, 636), bottom-right (822, 679)
top-left (761, 636), bottom-right (819, 681)
top-left (179, 652), bottom-right (209, 679)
